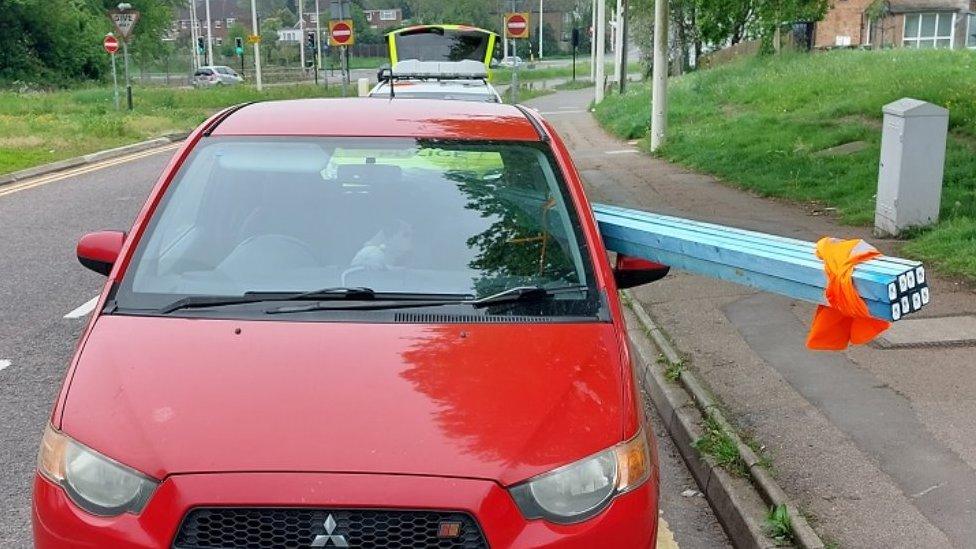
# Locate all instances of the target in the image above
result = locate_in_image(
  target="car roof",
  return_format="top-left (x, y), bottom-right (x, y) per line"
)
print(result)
top-left (211, 98), bottom-right (542, 141)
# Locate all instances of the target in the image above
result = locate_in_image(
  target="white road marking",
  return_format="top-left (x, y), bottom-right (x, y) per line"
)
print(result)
top-left (64, 296), bottom-right (99, 319)
top-left (605, 149), bottom-right (639, 155)
top-left (0, 143), bottom-right (180, 199)
top-left (0, 359), bottom-right (10, 372)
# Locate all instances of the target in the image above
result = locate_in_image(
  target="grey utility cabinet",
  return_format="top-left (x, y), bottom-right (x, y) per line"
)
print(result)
top-left (874, 98), bottom-right (948, 237)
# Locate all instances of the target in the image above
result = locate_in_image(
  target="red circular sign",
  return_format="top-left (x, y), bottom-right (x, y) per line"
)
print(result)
top-left (103, 34), bottom-right (119, 54)
top-left (507, 14), bottom-right (528, 37)
top-left (331, 21), bottom-right (352, 45)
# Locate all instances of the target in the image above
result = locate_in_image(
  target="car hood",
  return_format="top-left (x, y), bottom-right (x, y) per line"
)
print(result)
top-left (61, 315), bottom-right (627, 485)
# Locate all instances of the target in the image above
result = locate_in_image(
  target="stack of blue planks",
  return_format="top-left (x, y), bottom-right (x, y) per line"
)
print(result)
top-left (594, 203), bottom-right (928, 322)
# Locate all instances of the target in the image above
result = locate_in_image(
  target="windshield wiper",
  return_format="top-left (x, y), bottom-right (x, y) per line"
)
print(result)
top-left (265, 284), bottom-right (589, 314)
top-left (156, 286), bottom-right (377, 314)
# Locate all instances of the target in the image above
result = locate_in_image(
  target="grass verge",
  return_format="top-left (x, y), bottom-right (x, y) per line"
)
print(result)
top-left (0, 83), bottom-right (345, 175)
top-left (593, 49), bottom-right (976, 281)
top-left (555, 79), bottom-right (593, 90)
top-left (507, 85), bottom-right (555, 104)
top-left (692, 413), bottom-right (749, 476)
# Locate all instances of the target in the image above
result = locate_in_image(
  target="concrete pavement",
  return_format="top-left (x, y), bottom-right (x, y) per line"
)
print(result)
top-left (527, 87), bottom-right (976, 547)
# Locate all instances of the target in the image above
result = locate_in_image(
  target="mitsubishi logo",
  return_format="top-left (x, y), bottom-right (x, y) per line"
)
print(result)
top-left (311, 514), bottom-right (349, 547)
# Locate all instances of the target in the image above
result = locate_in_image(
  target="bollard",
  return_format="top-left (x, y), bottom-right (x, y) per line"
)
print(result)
top-left (874, 98), bottom-right (948, 237)
top-left (357, 77), bottom-right (370, 97)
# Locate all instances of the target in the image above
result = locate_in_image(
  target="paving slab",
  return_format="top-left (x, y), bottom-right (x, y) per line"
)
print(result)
top-left (875, 315), bottom-right (976, 348)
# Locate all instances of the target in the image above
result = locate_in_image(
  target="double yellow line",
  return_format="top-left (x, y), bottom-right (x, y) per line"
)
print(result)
top-left (0, 143), bottom-right (182, 199)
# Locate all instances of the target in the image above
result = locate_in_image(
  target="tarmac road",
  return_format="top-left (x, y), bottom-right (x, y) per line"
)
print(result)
top-left (0, 105), bottom-right (727, 547)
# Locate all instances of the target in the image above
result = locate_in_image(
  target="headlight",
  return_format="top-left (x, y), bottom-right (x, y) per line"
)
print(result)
top-left (37, 425), bottom-right (157, 516)
top-left (509, 428), bottom-right (652, 523)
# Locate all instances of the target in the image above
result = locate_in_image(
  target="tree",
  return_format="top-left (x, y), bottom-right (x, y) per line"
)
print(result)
top-left (405, 0), bottom-right (493, 29)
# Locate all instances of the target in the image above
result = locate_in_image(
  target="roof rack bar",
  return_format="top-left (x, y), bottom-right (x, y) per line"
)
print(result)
top-left (203, 101), bottom-right (257, 136)
top-left (514, 105), bottom-right (550, 142)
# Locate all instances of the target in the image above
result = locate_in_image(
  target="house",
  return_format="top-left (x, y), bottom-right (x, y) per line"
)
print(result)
top-left (488, 0), bottom-right (576, 54)
top-left (364, 8), bottom-right (403, 29)
top-left (168, 0), bottom-right (250, 45)
top-left (815, 0), bottom-right (976, 49)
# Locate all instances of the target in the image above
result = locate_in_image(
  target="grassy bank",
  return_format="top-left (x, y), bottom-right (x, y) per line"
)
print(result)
top-left (0, 84), bottom-right (345, 175)
top-left (593, 50), bottom-right (976, 280)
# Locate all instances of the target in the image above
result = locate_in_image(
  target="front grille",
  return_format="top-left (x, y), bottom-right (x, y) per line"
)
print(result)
top-left (173, 507), bottom-right (489, 549)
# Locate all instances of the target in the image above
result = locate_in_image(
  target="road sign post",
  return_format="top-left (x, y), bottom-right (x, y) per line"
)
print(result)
top-left (328, 19), bottom-right (354, 95)
top-left (108, 6), bottom-right (138, 110)
top-left (103, 34), bottom-right (120, 110)
top-left (505, 13), bottom-right (530, 104)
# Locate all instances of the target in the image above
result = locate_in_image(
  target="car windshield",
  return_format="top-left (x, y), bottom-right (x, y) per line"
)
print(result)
top-left (116, 137), bottom-right (598, 316)
top-left (393, 28), bottom-right (490, 63)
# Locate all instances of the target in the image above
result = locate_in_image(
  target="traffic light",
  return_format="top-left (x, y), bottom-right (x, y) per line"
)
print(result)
top-left (306, 31), bottom-right (316, 51)
top-left (234, 36), bottom-right (244, 56)
top-left (571, 28), bottom-right (580, 48)
top-left (196, 36), bottom-right (205, 54)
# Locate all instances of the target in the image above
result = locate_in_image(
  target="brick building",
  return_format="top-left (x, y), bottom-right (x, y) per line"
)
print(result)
top-left (814, 0), bottom-right (976, 49)
top-left (168, 0), bottom-right (251, 46)
top-left (364, 8), bottom-right (403, 29)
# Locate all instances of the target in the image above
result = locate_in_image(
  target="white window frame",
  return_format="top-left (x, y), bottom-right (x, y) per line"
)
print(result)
top-left (365, 11), bottom-right (373, 21)
top-left (380, 9), bottom-right (397, 21)
top-left (215, 19), bottom-right (222, 28)
top-left (902, 12), bottom-right (955, 49)
top-left (226, 17), bottom-right (235, 26)
top-left (968, 13), bottom-right (976, 48)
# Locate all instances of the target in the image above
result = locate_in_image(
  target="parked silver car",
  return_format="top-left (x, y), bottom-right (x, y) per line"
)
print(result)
top-left (192, 66), bottom-right (243, 87)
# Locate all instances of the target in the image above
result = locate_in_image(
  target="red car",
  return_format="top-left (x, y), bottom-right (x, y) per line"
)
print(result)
top-left (33, 99), bottom-right (668, 548)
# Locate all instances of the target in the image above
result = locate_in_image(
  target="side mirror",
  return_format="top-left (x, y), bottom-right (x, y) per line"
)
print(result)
top-left (377, 67), bottom-right (392, 82)
top-left (613, 254), bottom-right (669, 289)
top-left (77, 231), bottom-right (126, 276)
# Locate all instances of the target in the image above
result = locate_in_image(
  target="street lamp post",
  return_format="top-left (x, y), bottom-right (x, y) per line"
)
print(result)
top-left (589, 0), bottom-right (596, 81)
top-left (650, 0), bottom-right (668, 151)
top-left (299, 0), bottom-right (306, 73)
top-left (594, 0), bottom-right (605, 103)
top-left (315, 0), bottom-right (322, 78)
top-left (538, 0), bottom-right (543, 60)
top-left (204, 0), bottom-right (214, 66)
top-left (188, 0), bottom-right (200, 69)
top-left (249, 0), bottom-right (262, 90)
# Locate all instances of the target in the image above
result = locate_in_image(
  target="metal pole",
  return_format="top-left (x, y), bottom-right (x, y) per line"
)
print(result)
top-left (189, 0), bottom-right (200, 69)
top-left (594, 0), bottom-right (605, 103)
top-left (111, 52), bottom-right (120, 110)
top-left (619, 0), bottom-right (628, 94)
top-left (502, 14), bottom-right (508, 61)
top-left (590, 0), bottom-right (596, 81)
top-left (511, 41), bottom-right (519, 103)
top-left (204, 0), bottom-right (214, 66)
top-left (250, 0), bottom-right (263, 90)
top-left (122, 40), bottom-right (132, 110)
top-left (299, 0), bottom-right (306, 72)
top-left (315, 0), bottom-right (322, 73)
top-left (613, 0), bottom-right (623, 87)
top-left (538, 0), bottom-right (543, 59)
top-left (650, 0), bottom-right (668, 151)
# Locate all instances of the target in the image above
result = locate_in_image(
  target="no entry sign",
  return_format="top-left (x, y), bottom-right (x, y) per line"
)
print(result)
top-left (103, 33), bottom-right (119, 54)
top-left (329, 20), bottom-right (355, 46)
top-left (505, 12), bottom-right (530, 39)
